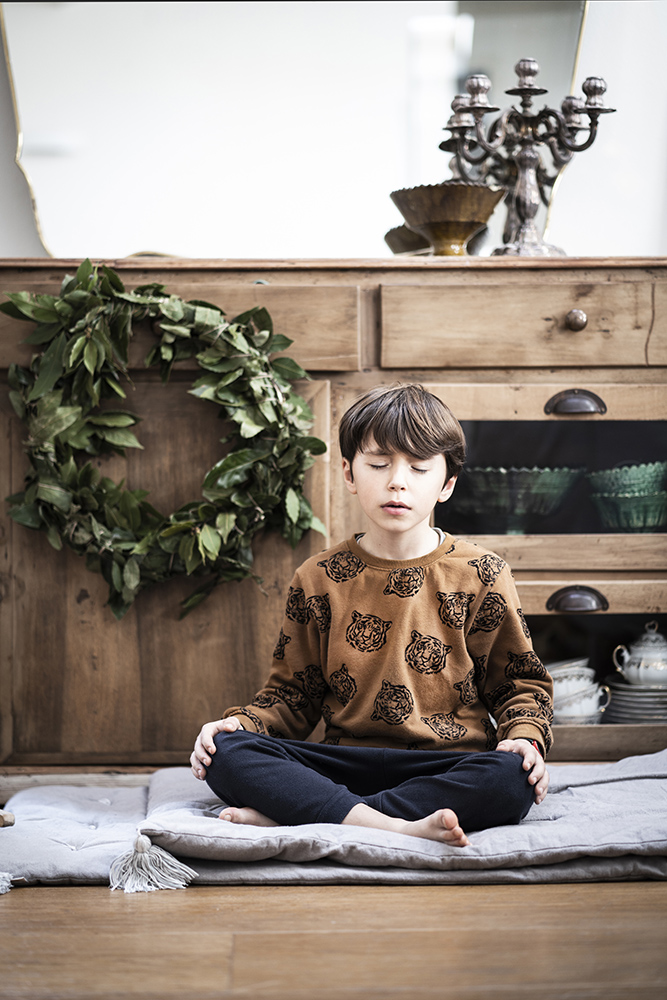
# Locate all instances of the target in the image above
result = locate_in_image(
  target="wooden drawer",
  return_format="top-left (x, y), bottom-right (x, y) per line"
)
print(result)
top-left (151, 283), bottom-right (361, 372)
top-left (381, 281), bottom-right (653, 368)
top-left (0, 281), bottom-right (361, 373)
top-left (515, 575), bottom-right (667, 616)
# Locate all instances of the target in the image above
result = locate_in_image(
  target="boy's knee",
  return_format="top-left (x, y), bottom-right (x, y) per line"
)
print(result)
top-left (479, 750), bottom-right (535, 826)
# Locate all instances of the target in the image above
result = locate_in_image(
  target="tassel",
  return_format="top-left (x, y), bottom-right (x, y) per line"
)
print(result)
top-left (109, 834), bottom-right (197, 893)
top-left (0, 872), bottom-right (12, 894)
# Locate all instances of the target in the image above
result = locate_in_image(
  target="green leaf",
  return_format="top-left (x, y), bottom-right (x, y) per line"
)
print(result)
top-left (96, 427), bottom-right (143, 450)
top-left (111, 560), bottom-right (123, 593)
top-left (199, 523), bottom-right (221, 560)
top-left (27, 333), bottom-right (67, 401)
top-left (46, 524), bottom-right (63, 550)
top-left (123, 557), bottom-right (141, 591)
top-left (271, 356), bottom-right (308, 382)
top-left (215, 511), bottom-right (236, 544)
top-left (28, 403), bottom-right (82, 448)
top-left (100, 265), bottom-right (125, 292)
top-left (23, 322), bottom-right (62, 345)
top-left (76, 258), bottom-right (94, 285)
top-left (285, 487), bottom-right (300, 524)
top-left (8, 390), bottom-right (25, 419)
top-left (9, 503), bottom-right (42, 528)
top-left (105, 377), bottom-right (127, 399)
top-left (267, 333), bottom-right (293, 353)
top-left (88, 412), bottom-right (138, 428)
top-left (36, 481), bottom-right (72, 513)
top-left (83, 339), bottom-right (98, 375)
top-left (298, 435), bottom-right (327, 456)
top-left (68, 335), bottom-right (87, 368)
top-left (203, 448), bottom-right (271, 491)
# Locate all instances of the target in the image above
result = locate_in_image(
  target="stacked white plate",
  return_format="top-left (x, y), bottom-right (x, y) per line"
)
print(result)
top-left (603, 677), bottom-right (667, 724)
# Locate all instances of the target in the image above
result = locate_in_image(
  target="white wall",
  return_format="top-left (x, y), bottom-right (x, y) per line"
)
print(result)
top-left (2, 0), bottom-right (666, 260)
top-left (3, 0), bottom-right (460, 259)
top-left (547, 0), bottom-right (667, 257)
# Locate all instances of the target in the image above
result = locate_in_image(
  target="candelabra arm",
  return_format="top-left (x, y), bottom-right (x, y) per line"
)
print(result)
top-left (450, 149), bottom-right (483, 182)
top-left (548, 110), bottom-right (601, 154)
top-left (472, 108), bottom-right (513, 155)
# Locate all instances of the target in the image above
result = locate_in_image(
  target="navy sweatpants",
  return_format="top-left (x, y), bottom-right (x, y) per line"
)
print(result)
top-left (204, 730), bottom-right (535, 832)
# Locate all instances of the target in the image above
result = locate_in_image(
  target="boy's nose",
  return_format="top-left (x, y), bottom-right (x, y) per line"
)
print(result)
top-left (388, 471), bottom-right (407, 490)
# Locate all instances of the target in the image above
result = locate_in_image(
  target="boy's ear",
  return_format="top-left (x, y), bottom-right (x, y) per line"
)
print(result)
top-left (342, 458), bottom-right (357, 495)
top-left (438, 475), bottom-right (457, 504)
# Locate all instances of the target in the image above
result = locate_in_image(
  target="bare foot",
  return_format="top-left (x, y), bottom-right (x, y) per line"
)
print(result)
top-left (400, 808), bottom-right (469, 847)
top-left (342, 802), bottom-right (469, 847)
top-left (219, 806), bottom-right (279, 827)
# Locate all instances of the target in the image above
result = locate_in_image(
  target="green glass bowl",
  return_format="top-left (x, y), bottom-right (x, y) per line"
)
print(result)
top-left (591, 490), bottom-right (667, 532)
top-left (587, 461), bottom-right (667, 496)
top-left (453, 466), bottom-right (583, 532)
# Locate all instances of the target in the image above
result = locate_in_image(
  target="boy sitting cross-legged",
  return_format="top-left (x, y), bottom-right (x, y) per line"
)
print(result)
top-left (191, 384), bottom-right (553, 847)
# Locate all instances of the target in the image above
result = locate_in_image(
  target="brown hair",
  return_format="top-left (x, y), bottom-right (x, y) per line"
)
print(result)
top-left (338, 384), bottom-right (466, 478)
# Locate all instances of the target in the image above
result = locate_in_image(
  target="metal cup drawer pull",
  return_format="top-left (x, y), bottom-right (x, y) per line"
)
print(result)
top-left (565, 308), bottom-right (588, 331)
top-left (544, 388), bottom-right (607, 415)
top-left (546, 586), bottom-right (610, 613)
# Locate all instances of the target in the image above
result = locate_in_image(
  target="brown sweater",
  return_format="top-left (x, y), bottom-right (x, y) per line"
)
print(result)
top-left (225, 534), bottom-right (554, 755)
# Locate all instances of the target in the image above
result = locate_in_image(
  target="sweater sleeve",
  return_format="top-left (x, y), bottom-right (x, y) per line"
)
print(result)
top-left (222, 573), bottom-right (327, 740)
top-left (465, 564), bottom-right (553, 755)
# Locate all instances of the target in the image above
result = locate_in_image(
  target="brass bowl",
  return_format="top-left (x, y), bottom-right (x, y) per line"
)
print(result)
top-left (390, 181), bottom-right (506, 256)
top-left (384, 225), bottom-right (431, 255)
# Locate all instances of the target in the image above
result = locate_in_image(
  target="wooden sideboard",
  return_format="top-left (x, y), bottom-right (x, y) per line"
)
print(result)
top-left (1, 256), bottom-right (665, 772)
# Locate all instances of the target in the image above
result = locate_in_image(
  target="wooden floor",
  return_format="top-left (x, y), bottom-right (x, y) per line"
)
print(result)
top-left (1, 882), bottom-right (666, 999)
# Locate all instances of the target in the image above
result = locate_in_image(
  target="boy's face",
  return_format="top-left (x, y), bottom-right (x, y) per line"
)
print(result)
top-left (342, 439), bottom-right (457, 541)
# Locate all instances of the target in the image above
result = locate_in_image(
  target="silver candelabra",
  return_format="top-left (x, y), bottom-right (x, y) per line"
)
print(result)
top-left (440, 57), bottom-right (615, 256)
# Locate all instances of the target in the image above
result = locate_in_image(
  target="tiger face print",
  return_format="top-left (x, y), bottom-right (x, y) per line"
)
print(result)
top-left (371, 680), bottom-right (414, 725)
top-left (486, 679), bottom-right (517, 710)
top-left (306, 593), bottom-right (332, 632)
top-left (285, 586), bottom-right (309, 624)
top-left (293, 664), bottom-right (328, 702)
top-left (317, 550), bottom-right (365, 582)
top-left (329, 664), bottom-right (358, 706)
top-left (274, 684), bottom-right (310, 712)
top-left (346, 610), bottom-right (392, 652)
top-left (453, 668), bottom-right (478, 705)
top-left (468, 553), bottom-right (506, 586)
top-left (437, 591), bottom-right (475, 629)
top-left (469, 592), bottom-right (507, 634)
top-left (273, 629), bottom-right (291, 660)
top-left (421, 712), bottom-right (467, 741)
top-left (383, 567), bottom-right (425, 598)
top-left (517, 608), bottom-right (531, 640)
top-left (252, 693), bottom-right (281, 709)
top-left (404, 630), bottom-right (452, 674)
top-left (505, 649), bottom-right (548, 679)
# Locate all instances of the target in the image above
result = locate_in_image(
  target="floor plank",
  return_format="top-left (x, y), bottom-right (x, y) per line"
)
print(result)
top-left (1, 883), bottom-right (666, 999)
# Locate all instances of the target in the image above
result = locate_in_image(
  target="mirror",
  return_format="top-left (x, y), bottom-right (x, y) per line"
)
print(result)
top-left (2, 1), bottom-right (649, 260)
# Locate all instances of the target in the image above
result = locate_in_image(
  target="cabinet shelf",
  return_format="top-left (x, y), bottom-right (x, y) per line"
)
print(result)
top-left (550, 723), bottom-right (667, 761)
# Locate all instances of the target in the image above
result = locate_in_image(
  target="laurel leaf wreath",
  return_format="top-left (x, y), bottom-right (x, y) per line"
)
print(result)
top-left (2, 259), bottom-right (326, 619)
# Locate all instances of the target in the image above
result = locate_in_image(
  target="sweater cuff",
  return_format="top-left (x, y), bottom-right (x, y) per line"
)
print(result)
top-left (504, 726), bottom-right (546, 757)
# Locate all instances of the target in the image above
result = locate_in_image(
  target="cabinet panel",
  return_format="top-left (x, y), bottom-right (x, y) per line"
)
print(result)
top-left (381, 282), bottom-right (653, 368)
top-left (134, 283), bottom-right (361, 372)
top-left (516, 577), bottom-right (667, 616)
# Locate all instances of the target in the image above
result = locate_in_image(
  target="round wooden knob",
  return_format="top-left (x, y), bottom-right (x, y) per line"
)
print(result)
top-left (565, 308), bottom-right (588, 331)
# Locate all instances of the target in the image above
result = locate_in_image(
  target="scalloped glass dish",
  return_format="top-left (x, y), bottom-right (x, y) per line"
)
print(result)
top-left (452, 466), bottom-right (583, 534)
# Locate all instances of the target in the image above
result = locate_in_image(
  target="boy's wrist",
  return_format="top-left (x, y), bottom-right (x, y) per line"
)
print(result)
top-left (517, 738), bottom-right (544, 758)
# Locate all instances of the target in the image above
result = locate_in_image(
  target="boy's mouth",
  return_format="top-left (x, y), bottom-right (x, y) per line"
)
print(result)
top-left (383, 501), bottom-right (409, 510)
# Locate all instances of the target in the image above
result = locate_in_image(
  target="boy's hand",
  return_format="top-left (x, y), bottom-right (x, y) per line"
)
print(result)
top-left (495, 738), bottom-right (549, 804)
top-left (190, 717), bottom-right (244, 779)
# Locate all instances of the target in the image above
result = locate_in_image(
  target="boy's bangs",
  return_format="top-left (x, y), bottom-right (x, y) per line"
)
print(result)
top-left (361, 410), bottom-right (444, 460)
